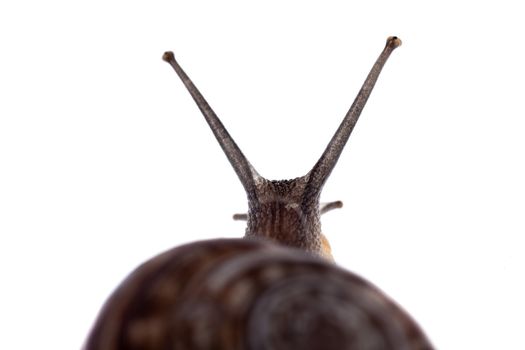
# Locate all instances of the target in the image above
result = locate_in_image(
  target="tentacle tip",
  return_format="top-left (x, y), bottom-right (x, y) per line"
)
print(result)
top-left (386, 36), bottom-right (402, 49)
top-left (233, 213), bottom-right (248, 221)
top-left (162, 51), bottom-right (175, 62)
top-left (334, 200), bottom-right (343, 208)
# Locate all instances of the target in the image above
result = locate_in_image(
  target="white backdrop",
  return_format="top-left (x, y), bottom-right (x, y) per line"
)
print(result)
top-left (1, 1), bottom-right (524, 349)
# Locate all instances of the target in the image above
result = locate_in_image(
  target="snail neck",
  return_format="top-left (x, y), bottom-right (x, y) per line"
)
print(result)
top-left (245, 177), bottom-right (323, 255)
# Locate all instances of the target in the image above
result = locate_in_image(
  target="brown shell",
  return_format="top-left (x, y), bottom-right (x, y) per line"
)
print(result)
top-left (84, 238), bottom-right (433, 350)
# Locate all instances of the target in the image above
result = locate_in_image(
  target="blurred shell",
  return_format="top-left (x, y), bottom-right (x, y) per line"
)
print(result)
top-left (85, 238), bottom-right (433, 350)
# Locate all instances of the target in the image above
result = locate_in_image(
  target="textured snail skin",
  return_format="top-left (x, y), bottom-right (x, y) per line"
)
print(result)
top-left (84, 239), bottom-right (433, 350)
top-left (161, 37), bottom-right (403, 260)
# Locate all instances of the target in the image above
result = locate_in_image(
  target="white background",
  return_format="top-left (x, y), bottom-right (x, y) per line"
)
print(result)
top-left (1, 1), bottom-right (524, 349)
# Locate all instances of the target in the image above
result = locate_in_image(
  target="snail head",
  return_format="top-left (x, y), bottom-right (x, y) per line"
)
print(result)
top-left (163, 36), bottom-right (401, 259)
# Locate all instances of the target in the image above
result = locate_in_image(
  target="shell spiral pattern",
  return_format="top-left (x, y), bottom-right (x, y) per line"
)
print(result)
top-left (85, 239), bottom-right (432, 350)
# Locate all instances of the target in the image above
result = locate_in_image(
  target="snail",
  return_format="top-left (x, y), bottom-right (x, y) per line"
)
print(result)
top-left (84, 37), bottom-right (434, 349)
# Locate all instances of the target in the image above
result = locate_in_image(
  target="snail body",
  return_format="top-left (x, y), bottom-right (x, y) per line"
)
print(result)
top-left (85, 37), bottom-right (434, 349)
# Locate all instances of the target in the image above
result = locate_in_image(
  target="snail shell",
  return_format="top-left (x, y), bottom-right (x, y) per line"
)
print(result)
top-left (84, 238), bottom-right (432, 350)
